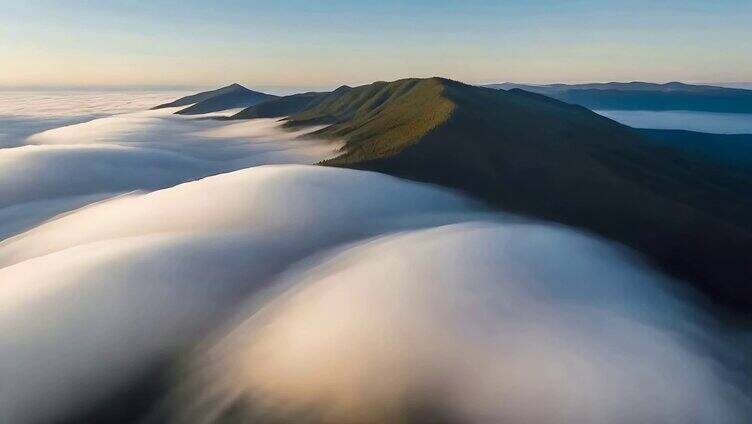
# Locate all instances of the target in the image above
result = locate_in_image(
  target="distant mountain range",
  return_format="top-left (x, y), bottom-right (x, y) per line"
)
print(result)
top-left (484, 81), bottom-right (752, 113)
top-left (156, 79), bottom-right (752, 312)
top-left (151, 83), bottom-right (277, 115)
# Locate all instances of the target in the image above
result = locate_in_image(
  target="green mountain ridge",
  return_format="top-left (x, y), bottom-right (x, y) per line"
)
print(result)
top-left (287, 78), bottom-right (455, 160)
top-left (232, 77), bottom-right (752, 312)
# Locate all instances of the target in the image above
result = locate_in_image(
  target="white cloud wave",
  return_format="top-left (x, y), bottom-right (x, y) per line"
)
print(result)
top-left (185, 223), bottom-right (751, 424)
top-left (0, 165), bottom-right (482, 423)
top-left (1, 164), bottom-right (748, 423)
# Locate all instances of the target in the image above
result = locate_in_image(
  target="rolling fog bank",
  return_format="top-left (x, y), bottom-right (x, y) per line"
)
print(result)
top-left (1, 165), bottom-right (749, 423)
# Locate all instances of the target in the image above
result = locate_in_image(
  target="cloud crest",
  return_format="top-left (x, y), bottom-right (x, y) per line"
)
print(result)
top-left (183, 222), bottom-right (751, 423)
top-left (0, 165), bottom-right (483, 423)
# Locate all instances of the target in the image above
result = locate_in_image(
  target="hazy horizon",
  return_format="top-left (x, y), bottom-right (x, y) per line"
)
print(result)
top-left (2, 80), bottom-right (751, 94)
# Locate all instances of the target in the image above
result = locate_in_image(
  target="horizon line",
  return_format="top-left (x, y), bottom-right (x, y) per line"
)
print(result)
top-left (2, 80), bottom-right (752, 92)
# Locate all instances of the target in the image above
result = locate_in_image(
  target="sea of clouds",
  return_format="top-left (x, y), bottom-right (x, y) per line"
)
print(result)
top-left (0, 89), bottom-right (194, 148)
top-left (0, 92), bottom-right (339, 240)
top-left (1, 92), bottom-right (750, 423)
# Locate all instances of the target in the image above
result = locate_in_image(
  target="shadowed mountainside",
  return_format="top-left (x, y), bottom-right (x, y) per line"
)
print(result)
top-left (152, 83), bottom-right (277, 115)
top-left (485, 82), bottom-right (752, 113)
top-left (232, 77), bottom-right (752, 312)
top-left (639, 129), bottom-right (752, 171)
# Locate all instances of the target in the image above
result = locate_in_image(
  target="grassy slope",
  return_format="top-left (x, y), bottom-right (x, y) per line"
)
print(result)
top-left (285, 79), bottom-right (454, 161)
top-left (283, 77), bottom-right (752, 312)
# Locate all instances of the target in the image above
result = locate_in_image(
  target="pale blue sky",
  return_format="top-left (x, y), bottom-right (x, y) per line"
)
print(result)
top-left (1, 0), bottom-right (750, 87)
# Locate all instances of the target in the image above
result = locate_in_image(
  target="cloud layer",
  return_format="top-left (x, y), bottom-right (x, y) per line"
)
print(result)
top-left (1, 164), bottom-right (749, 423)
top-left (0, 165), bottom-right (483, 423)
top-left (182, 222), bottom-right (751, 424)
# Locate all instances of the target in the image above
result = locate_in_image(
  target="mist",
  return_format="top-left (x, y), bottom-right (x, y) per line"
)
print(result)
top-left (0, 165), bottom-right (485, 423)
top-left (0, 89), bottom-right (192, 147)
top-left (1, 165), bottom-right (749, 423)
top-left (177, 222), bottom-right (751, 424)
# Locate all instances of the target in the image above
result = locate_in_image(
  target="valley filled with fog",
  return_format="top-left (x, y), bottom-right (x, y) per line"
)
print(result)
top-left (1, 91), bottom-right (751, 423)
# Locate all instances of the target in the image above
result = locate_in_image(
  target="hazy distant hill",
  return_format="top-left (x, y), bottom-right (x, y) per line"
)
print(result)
top-left (488, 81), bottom-right (735, 93)
top-left (233, 77), bottom-right (752, 311)
top-left (152, 83), bottom-right (277, 115)
top-left (485, 81), bottom-right (752, 113)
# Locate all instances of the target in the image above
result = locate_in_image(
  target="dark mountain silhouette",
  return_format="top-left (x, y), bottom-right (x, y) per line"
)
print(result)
top-left (229, 85), bottom-right (357, 120)
top-left (485, 82), bottom-right (752, 113)
top-left (175, 87), bottom-right (276, 115)
top-left (152, 83), bottom-right (247, 109)
top-left (230, 91), bottom-right (327, 119)
top-left (231, 77), bottom-right (752, 312)
top-left (151, 83), bottom-right (277, 115)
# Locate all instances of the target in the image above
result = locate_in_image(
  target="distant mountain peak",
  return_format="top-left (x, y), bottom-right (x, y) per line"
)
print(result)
top-left (152, 84), bottom-right (277, 114)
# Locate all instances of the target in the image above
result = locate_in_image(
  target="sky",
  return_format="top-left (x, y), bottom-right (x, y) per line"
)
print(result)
top-left (1, 0), bottom-right (751, 88)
